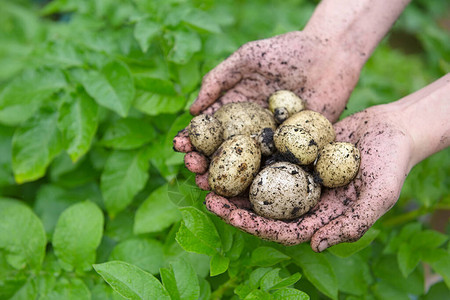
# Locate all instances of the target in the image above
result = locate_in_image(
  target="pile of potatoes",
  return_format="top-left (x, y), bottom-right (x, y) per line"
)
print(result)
top-left (188, 90), bottom-right (360, 221)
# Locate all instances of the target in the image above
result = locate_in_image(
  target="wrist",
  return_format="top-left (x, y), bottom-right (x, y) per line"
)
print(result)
top-left (390, 75), bottom-right (450, 167)
top-left (304, 0), bottom-right (411, 70)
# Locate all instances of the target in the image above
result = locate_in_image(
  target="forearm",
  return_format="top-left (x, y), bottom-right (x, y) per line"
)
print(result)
top-left (393, 74), bottom-right (450, 168)
top-left (304, 0), bottom-right (410, 69)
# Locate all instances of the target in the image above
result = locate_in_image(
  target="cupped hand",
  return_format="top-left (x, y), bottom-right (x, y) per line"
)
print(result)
top-left (190, 30), bottom-right (359, 122)
top-left (204, 104), bottom-right (415, 252)
top-left (174, 30), bottom-right (361, 177)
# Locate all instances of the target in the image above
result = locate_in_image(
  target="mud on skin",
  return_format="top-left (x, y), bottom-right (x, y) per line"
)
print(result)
top-left (193, 31), bottom-right (358, 122)
top-left (205, 106), bottom-right (413, 249)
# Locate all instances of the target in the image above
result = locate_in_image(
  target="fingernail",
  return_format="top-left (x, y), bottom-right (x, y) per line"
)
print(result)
top-left (317, 240), bottom-right (328, 252)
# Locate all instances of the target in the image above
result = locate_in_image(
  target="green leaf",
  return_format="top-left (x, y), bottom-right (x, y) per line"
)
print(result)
top-left (384, 223), bottom-right (422, 254)
top-left (160, 267), bottom-right (180, 300)
top-left (244, 289), bottom-right (272, 300)
top-left (166, 258), bottom-right (200, 300)
top-left (284, 244), bottom-right (338, 300)
top-left (423, 248), bottom-right (450, 288)
top-left (100, 118), bottom-right (156, 150)
top-left (328, 228), bottom-right (380, 257)
top-left (0, 198), bottom-right (47, 270)
top-left (81, 60), bottom-right (135, 117)
top-left (134, 74), bottom-right (177, 95)
top-left (110, 238), bottom-right (164, 275)
top-left (410, 229), bottom-right (448, 250)
top-left (260, 269), bottom-right (301, 292)
top-left (175, 207), bottom-right (221, 256)
top-left (134, 19), bottom-right (160, 53)
top-left (134, 91), bottom-right (186, 116)
top-left (94, 261), bottom-right (170, 300)
top-left (372, 281), bottom-right (410, 300)
top-left (423, 282), bottom-right (450, 300)
top-left (168, 176), bottom-right (203, 207)
top-left (210, 253), bottom-right (230, 276)
top-left (326, 253), bottom-right (373, 296)
top-left (0, 69), bottom-right (66, 126)
top-left (40, 277), bottom-right (91, 300)
top-left (12, 108), bottom-right (63, 183)
top-left (52, 200), bottom-right (104, 272)
top-left (372, 255), bottom-right (424, 295)
top-left (58, 92), bottom-right (98, 162)
top-left (250, 246), bottom-right (290, 267)
top-left (272, 288), bottom-right (309, 300)
top-left (397, 242), bottom-right (421, 278)
top-left (182, 9), bottom-right (222, 34)
top-left (34, 185), bottom-right (80, 237)
top-left (0, 126), bottom-right (14, 186)
top-left (101, 149), bottom-right (149, 217)
top-left (166, 31), bottom-right (201, 65)
top-left (134, 184), bottom-right (181, 234)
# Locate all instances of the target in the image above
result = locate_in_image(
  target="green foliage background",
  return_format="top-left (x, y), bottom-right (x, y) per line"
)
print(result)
top-left (0, 0), bottom-right (449, 299)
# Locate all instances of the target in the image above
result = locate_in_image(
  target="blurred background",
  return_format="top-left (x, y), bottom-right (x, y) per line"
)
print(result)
top-left (0, 0), bottom-right (449, 299)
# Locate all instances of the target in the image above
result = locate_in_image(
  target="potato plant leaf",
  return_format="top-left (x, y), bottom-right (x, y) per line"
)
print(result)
top-left (94, 261), bottom-right (170, 300)
top-left (134, 184), bottom-right (181, 234)
top-left (109, 238), bottom-right (164, 275)
top-left (0, 68), bottom-right (67, 126)
top-left (210, 253), bottom-right (230, 276)
top-left (0, 198), bottom-right (47, 270)
top-left (250, 246), bottom-right (290, 267)
top-left (100, 118), bottom-right (156, 150)
top-left (175, 207), bottom-right (221, 256)
top-left (134, 19), bottom-right (160, 53)
top-left (81, 60), bottom-right (135, 117)
top-left (328, 228), bottom-right (380, 257)
top-left (284, 244), bottom-right (338, 300)
top-left (12, 108), bottom-right (63, 183)
top-left (52, 201), bottom-right (104, 272)
top-left (101, 149), bottom-right (149, 217)
top-left (58, 92), bottom-right (98, 162)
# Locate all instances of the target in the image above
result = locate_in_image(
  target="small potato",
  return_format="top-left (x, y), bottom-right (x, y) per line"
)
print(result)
top-left (273, 124), bottom-right (318, 165)
top-left (188, 114), bottom-right (223, 156)
top-left (314, 142), bottom-right (361, 188)
top-left (249, 162), bottom-right (321, 220)
top-left (209, 135), bottom-right (261, 197)
top-left (282, 110), bottom-right (335, 149)
top-left (213, 102), bottom-right (277, 140)
top-left (268, 90), bottom-right (305, 123)
top-left (257, 128), bottom-right (275, 156)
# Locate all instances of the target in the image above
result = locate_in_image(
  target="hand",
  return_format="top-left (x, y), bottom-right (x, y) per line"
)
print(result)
top-left (174, 30), bottom-right (362, 179)
top-left (190, 30), bottom-right (360, 122)
top-left (205, 103), bottom-right (415, 252)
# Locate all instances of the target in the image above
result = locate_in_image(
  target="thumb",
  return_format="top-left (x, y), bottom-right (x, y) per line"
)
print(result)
top-left (190, 51), bottom-right (248, 115)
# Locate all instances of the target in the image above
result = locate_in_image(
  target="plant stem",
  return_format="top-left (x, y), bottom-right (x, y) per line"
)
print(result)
top-left (210, 276), bottom-right (239, 300)
top-left (382, 203), bottom-right (450, 227)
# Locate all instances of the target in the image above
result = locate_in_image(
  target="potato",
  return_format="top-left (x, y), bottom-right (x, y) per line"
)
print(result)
top-left (314, 142), bottom-right (361, 188)
top-left (257, 128), bottom-right (275, 156)
top-left (209, 135), bottom-right (261, 197)
top-left (282, 110), bottom-right (335, 148)
top-left (273, 124), bottom-right (318, 165)
top-left (268, 90), bottom-right (305, 123)
top-left (213, 102), bottom-right (277, 140)
top-left (188, 114), bottom-right (224, 156)
top-left (249, 162), bottom-right (321, 220)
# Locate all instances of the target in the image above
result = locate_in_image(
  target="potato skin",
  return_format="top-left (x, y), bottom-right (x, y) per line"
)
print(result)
top-left (209, 135), bottom-right (261, 197)
top-left (273, 124), bottom-right (318, 165)
top-left (268, 90), bottom-right (305, 121)
top-left (213, 102), bottom-right (276, 140)
top-left (283, 110), bottom-right (335, 149)
top-left (188, 114), bottom-right (223, 156)
top-left (314, 142), bottom-right (361, 188)
top-left (249, 162), bottom-right (321, 220)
